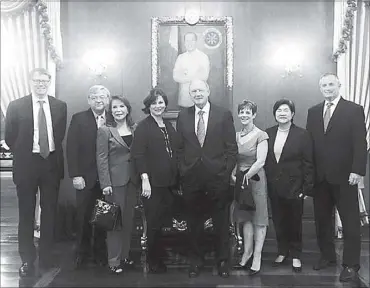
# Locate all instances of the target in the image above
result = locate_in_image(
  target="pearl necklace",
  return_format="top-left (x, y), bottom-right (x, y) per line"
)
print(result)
top-left (278, 126), bottom-right (290, 132)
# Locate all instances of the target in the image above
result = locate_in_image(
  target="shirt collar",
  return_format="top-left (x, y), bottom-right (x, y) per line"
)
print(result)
top-left (325, 95), bottom-right (341, 107)
top-left (92, 109), bottom-right (106, 120)
top-left (195, 101), bottom-right (210, 115)
top-left (32, 94), bottom-right (49, 105)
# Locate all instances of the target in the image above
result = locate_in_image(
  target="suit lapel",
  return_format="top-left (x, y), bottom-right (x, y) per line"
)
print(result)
top-left (48, 96), bottom-right (58, 138)
top-left (188, 106), bottom-right (200, 147)
top-left (269, 126), bottom-right (278, 163)
top-left (204, 104), bottom-right (216, 146)
top-left (325, 98), bottom-right (343, 134)
top-left (109, 126), bottom-right (129, 149)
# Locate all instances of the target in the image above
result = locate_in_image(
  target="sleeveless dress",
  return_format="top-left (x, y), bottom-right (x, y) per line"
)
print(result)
top-left (232, 126), bottom-right (269, 226)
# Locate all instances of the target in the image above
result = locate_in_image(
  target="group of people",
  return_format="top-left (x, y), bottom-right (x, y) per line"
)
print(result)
top-left (4, 68), bottom-right (367, 284)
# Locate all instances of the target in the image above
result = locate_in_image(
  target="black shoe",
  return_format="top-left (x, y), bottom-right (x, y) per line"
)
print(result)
top-left (188, 265), bottom-right (201, 278)
top-left (19, 263), bottom-right (35, 277)
top-left (121, 258), bottom-right (135, 270)
top-left (248, 268), bottom-right (260, 276)
top-left (272, 255), bottom-right (288, 267)
top-left (235, 256), bottom-right (253, 270)
top-left (149, 263), bottom-right (167, 274)
top-left (339, 267), bottom-right (359, 282)
top-left (218, 261), bottom-right (230, 278)
top-left (313, 258), bottom-right (337, 270)
top-left (109, 265), bottom-right (124, 275)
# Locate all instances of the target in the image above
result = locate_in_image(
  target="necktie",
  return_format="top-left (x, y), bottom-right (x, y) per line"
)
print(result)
top-left (197, 110), bottom-right (206, 147)
top-left (323, 102), bottom-right (334, 132)
top-left (97, 115), bottom-right (105, 128)
top-left (38, 100), bottom-right (49, 159)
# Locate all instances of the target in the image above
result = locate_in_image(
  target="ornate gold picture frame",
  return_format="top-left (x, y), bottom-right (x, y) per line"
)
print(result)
top-left (151, 16), bottom-right (233, 119)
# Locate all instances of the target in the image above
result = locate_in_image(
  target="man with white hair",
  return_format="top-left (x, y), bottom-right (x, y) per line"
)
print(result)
top-left (66, 85), bottom-right (112, 269)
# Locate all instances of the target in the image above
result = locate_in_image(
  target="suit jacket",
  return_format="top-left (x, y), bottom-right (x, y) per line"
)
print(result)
top-left (66, 108), bottom-right (113, 190)
top-left (5, 95), bottom-right (67, 185)
top-left (306, 98), bottom-right (367, 184)
top-left (96, 125), bottom-right (138, 189)
top-left (131, 115), bottom-right (178, 187)
top-left (176, 103), bottom-right (238, 178)
top-left (265, 124), bottom-right (314, 198)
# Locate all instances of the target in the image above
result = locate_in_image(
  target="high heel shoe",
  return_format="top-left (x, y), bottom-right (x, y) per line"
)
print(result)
top-left (234, 255), bottom-right (253, 270)
top-left (272, 255), bottom-right (288, 267)
top-left (248, 268), bottom-right (260, 276)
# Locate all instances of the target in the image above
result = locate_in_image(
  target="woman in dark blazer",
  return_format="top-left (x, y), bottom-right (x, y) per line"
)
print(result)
top-left (265, 99), bottom-right (314, 272)
top-left (96, 95), bottom-right (138, 274)
top-left (131, 88), bottom-right (178, 273)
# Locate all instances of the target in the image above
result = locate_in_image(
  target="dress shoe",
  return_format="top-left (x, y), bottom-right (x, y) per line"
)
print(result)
top-left (121, 258), bottom-right (135, 270)
top-left (218, 261), bottom-right (230, 278)
top-left (149, 262), bottom-right (167, 274)
top-left (248, 268), bottom-right (260, 276)
top-left (339, 267), bottom-right (359, 282)
top-left (235, 255), bottom-right (253, 270)
top-left (312, 258), bottom-right (337, 270)
top-left (19, 263), bottom-right (35, 277)
top-left (272, 255), bottom-right (288, 267)
top-left (188, 265), bottom-right (201, 278)
top-left (109, 265), bottom-right (124, 275)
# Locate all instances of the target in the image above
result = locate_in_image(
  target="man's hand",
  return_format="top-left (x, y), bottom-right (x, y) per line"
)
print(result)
top-left (348, 173), bottom-right (362, 186)
top-left (141, 178), bottom-right (152, 199)
top-left (102, 186), bottom-right (112, 196)
top-left (72, 176), bottom-right (85, 190)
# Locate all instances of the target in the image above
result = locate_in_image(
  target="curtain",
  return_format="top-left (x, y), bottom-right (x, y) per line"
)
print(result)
top-left (334, 0), bottom-right (370, 149)
top-left (0, 0), bottom-right (63, 118)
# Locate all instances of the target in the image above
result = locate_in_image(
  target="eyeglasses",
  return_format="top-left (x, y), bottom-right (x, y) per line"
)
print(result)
top-left (89, 95), bottom-right (108, 101)
top-left (32, 79), bottom-right (50, 84)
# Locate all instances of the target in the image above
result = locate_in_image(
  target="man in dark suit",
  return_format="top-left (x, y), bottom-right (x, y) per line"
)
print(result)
top-left (5, 68), bottom-right (67, 277)
top-left (176, 79), bottom-right (238, 278)
top-left (306, 73), bottom-right (367, 283)
top-left (66, 85), bottom-right (112, 269)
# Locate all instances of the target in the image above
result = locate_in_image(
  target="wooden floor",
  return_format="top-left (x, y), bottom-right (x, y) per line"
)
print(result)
top-left (1, 173), bottom-right (369, 288)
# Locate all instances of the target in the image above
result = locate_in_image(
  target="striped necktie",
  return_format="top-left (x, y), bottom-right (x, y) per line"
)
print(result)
top-left (38, 100), bottom-right (49, 159)
top-left (197, 110), bottom-right (206, 146)
top-left (323, 102), bottom-right (333, 132)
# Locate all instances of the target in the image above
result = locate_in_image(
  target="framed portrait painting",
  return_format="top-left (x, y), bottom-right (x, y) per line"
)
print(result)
top-left (151, 16), bottom-right (233, 120)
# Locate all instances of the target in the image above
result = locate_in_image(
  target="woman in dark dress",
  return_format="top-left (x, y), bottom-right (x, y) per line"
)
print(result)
top-left (131, 88), bottom-right (179, 273)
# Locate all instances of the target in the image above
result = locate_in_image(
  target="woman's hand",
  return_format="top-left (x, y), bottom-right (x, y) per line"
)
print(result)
top-left (102, 186), bottom-right (112, 196)
top-left (141, 178), bottom-right (152, 199)
top-left (241, 174), bottom-right (249, 189)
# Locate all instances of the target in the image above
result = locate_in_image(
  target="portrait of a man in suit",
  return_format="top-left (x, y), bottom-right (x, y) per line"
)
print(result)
top-left (4, 68), bottom-right (67, 276)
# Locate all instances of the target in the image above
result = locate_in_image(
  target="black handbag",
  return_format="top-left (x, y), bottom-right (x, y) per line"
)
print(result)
top-left (90, 198), bottom-right (121, 231)
top-left (234, 169), bottom-right (257, 211)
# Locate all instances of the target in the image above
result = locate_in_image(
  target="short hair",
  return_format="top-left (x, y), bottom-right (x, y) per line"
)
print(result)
top-left (109, 95), bottom-right (135, 129)
top-left (184, 32), bottom-right (197, 41)
top-left (29, 68), bottom-right (51, 80)
top-left (237, 100), bottom-right (257, 115)
top-left (142, 88), bottom-right (168, 114)
top-left (273, 99), bottom-right (295, 120)
top-left (88, 85), bottom-right (110, 98)
top-left (319, 73), bottom-right (340, 85)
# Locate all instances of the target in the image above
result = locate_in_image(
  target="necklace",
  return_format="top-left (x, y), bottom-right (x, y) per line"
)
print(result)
top-left (278, 126), bottom-right (290, 132)
top-left (241, 125), bottom-right (255, 137)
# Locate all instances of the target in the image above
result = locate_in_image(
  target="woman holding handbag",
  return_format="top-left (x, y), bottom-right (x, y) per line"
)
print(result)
top-left (96, 95), bottom-right (138, 274)
top-left (232, 100), bottom-right (269, 276)
top-left (265, 99), bottom-right (314, 272)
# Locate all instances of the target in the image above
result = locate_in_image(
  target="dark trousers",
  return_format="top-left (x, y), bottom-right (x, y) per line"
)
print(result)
top-left (16, 153), bottom-right (60, 265)
top-left (75, 182), bottom-right (107, 261)
top-left (314, 180), bottom-right (360, 269)
top-left (182, 162), bottom-right (231, 266)
top-left (143, 186), bottom-right (173, 266)
top-left (270, 195), bottom-right (303, 258)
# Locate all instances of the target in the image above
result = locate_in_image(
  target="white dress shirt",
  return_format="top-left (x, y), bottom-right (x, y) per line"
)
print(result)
top-left (32, 95), bottom-right (55, 153)
top-left (323, 96), bottom-right (341, 118)
top-left (194, 102), bottom-right (210, 135)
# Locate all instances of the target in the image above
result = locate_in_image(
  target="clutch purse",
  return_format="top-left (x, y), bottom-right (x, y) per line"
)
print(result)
top-left (90, 198), bottom-right (121, 231)
top-left (234, 169), bottom-right (256, 211)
